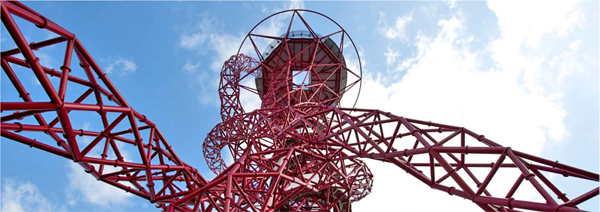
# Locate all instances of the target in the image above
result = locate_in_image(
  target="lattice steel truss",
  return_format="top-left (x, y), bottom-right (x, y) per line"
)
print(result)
top-left (1, 2), bottom-right (598, 212)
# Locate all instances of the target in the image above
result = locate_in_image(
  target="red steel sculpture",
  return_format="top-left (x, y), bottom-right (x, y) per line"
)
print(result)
top-left (1, 1), bottom-right (598, 212)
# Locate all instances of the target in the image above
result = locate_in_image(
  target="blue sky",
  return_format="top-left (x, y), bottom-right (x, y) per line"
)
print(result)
top-left (1, 1), bottom-right (598, 211)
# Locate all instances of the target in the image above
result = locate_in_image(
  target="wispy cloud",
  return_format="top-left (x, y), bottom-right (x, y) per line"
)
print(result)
top-left (179, 12), bottom-right (217, 51)
top-left (445, 0), bottom-right (457, 9)
top-left (378, 12), bottom-right (413, 41)
top-left (180, 33), bottom-right (208, 50)
top-left (488, 0), bottom-right (586, 96)
top-left (178, 0), bottom-right (305, 108)
top-left (488, 0), bottom-right (584, 48)
top-left (2, 179), bottom-right (65, 212)
top-left (288, 0), bottom-right (304, 10)
top-left (383, 46), bottom-right (400, 72)
top-left (35, 51), bottom-right (56, 68)
top-left (183, 61), bottom-right (200, 74)
top-left (104, 56), bottom-right (137, 76)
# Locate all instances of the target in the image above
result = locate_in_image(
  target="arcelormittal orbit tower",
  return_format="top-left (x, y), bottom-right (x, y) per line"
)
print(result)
top-left (1, 2), bottom-right (598, 211)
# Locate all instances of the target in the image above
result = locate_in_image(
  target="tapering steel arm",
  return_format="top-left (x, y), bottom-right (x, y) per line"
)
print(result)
top-left (1, 1), bottom-right (207, 211)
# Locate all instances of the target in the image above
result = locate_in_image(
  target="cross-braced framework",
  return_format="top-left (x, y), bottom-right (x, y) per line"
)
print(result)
top-left (1, 2), bottom-right (598, 212)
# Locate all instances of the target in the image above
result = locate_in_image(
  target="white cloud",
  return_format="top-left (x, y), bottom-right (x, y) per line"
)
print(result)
top-left (208, 33), bottom-right (248, 72)
top-left (30, 76), bottom-right (41, 85)
top-left (183, 61), bottom-right (200, 74)
top-left (0, 31), bottom-right (7, 44)
top-left (104, 56), bottom-right (137, 76)
top-left (384, 46), bottom-right (400, 72)
top-left (195, 70), bottom-right (220, 107)
top-left (2, 179), bottom-right (65, 212)
top-left (35, 51), bottom-right (56, 68)
top-left (350, 0), bottom-right (591, 209)
top-left (488, 0), bottom-right (587, 97)
top-left (82, 122), bottom-right (90, 131)
top-left (66, 162), bottom-right (134, 208)
top-left (260, 5), bottom-right (268, 14)
top-left (180, 33), bottom-right (207, 50)
top-left (550, 40), bottom-right (584, 83)
top-left (419, 5), bottom-right (436, 16)
top-left (179, 13), bottom-right (217, 50)
top-left (445, 0), bottom-right (457, 9)
top-left (288, 0), bottom-right (305, 10)
top-left (488, 0), bottom-right (584, 48)
top-left (379, 12), bottom-right (413, 40)
top-left (239, 76), bottom-right (262, 111)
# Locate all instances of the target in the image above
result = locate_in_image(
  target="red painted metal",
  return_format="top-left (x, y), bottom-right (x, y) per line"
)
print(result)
top-left (1, 2), bottom-right (598, 212)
